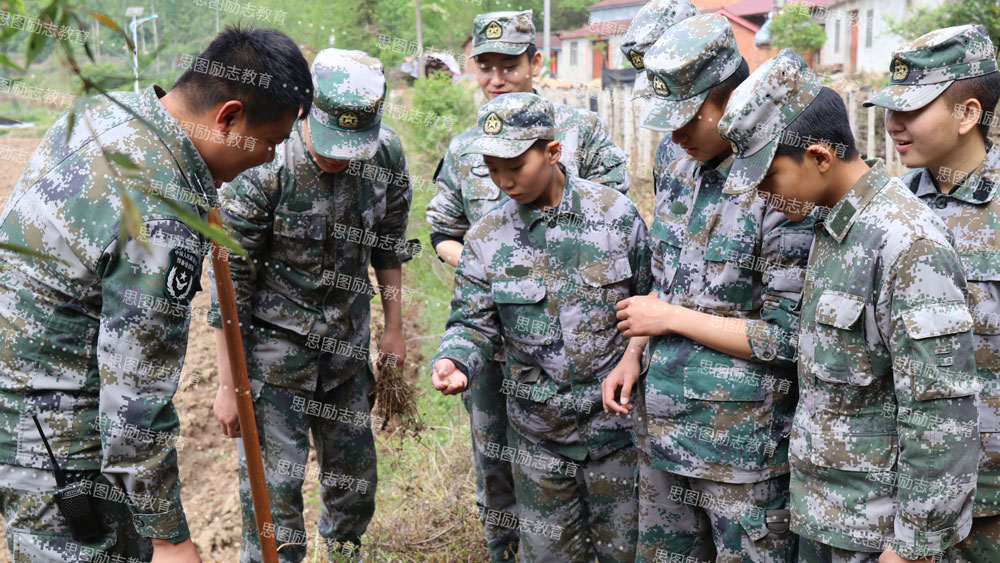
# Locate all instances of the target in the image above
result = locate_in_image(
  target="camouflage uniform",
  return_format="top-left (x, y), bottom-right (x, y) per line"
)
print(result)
top-left (432, 93), bottom-right (648, 562)
top-left (620, 0), bottom-right (699, 184)
top-left (424, 11), bottom-right (629, 561)
top-left (865, 25), bottom-right (1000, 562)
top-left (723, 50), bottom-right (981, 561)
top-left (635, 20), bottom-right (811, 563)
top-left (0, 85), bottom-right (213, 558)
top-left (206, 50), bottom-right (413, 562)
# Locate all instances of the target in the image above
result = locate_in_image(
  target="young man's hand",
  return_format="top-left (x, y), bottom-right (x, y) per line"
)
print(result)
top-left (878, 547), bottom-right (934, 563)
top-left (213, 384), bottom-right (241, 438)
top-left (602, 355), bottom-right (640, 414)
top-left (616, 292), bottom-right (674, 338)
top-left (378, 327), bottom-right (406, 371)
top-left (431, 359), bottom-right (468, 395)
top-left (151, 538), bottom-right (201, 563)
top-left (213, 327), bottom-right (241, 438)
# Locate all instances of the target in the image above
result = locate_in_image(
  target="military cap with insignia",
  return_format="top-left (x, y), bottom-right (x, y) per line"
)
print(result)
top-left (307, 48), bottom-right (386, 160)
top-left (640, 13), bottom-right (743, 132)
top-left (864, 24), bottom-right (998, 111)
top-left (718, 49), bottom-right (823, 195)
top-left (620, 0), bottom-right (700, 99)
top-left (471, 10), bottom-right (536, 57)
top-left (459, 92), bottom-right (555, 158)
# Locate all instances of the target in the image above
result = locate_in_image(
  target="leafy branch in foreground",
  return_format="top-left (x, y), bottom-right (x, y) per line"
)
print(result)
top-left (0, 0), bottom-right (247, 260)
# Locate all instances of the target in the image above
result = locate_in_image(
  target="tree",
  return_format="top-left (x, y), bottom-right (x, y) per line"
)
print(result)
top-left (769, 3), bottom-right (826, 56)
top-left (886, 0), bottom-right (1000, 50)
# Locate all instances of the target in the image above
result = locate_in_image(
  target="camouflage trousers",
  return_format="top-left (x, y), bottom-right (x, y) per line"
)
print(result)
top-left (950, 514), bottom-right (1000, 563)
top-left (507, 427), bottom-right (638, 563)
top-left (237, 369), bottom-right (377, 563)
top-left (0, 466), bottom-right (154, 562)
top-left (462, 359), bottom-right (518, 562)
top-left (634, 391), bottom-right (796, 563)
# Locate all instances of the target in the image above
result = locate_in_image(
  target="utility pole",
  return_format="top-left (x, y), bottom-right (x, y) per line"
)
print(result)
top-left (126, 7), bottom-right (157, 93)
top-left (92, 18), bottom-right (100, 64)
top-left (543, 0), bottom-right (550, 76)
top-left (414, 0), bottom-right (424, 77)
top-left (151, 0), bottom-right (160, 74)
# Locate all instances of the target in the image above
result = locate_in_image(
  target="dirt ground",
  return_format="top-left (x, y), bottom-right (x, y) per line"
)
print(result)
top-left (0, 139), bottom-right (448, 562)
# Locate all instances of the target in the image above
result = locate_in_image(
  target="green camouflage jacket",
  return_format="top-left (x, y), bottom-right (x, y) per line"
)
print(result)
top-left (433, 172), bottom-right (649, 461)
top-left (207, 120), bottom-right (412, 393)
top-left (643, 153), bottom-right (814, 483)
top-left (902, 142), bottom-right (1000, 517)
top-left (791, 160), bottom-right (979, 559)
top-left (0, 85), bottom-right (216, 541)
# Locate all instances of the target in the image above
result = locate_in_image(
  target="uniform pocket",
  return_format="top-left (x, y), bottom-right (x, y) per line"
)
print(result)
top-left (812, 290), bottom-right (873, 386)
top-left (493, 277), bottom-right (553, 347)
top-left (705, 225), bottom-right (757, 312)
top-left (272, 213), bottom-right (326, 275)
top-left (899, 301), bottom-right (976, 401)
top-left (648, 218), bottom-right (683, 291)
top-left (807, 432), bottom-right (898, 472)
top-left (580, 255), bottom-right (632, 288)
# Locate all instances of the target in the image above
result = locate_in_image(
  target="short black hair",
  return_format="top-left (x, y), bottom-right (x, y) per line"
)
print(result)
top-left (473, 44), bottom-right (538, 65)
top-left (775, 87), bottom-right (859, 162)
top-left (530, 138), bottom-right (553, 152)
top-left (705, 58), bottom-right (750, 108)
top-left (944, 71), bottom-right (1000, 143)
top-left (173, 25), bottom-right (312, 126)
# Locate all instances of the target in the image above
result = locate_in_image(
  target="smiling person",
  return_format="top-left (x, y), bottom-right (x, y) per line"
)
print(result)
top-left (430, 93), bottom-right (648, 562)
top-left (0, 26), bottom-right (310, 563)
top-left (207, 49), bottom-right (414, 562)
top-left (424, 10), bottom-right (629, 561)
top-left (722, 49), bottom-right (980, 563)
top-left (602, 15), bottom-right (814, 563)
top-left (864, 25), bottom-right (1000, 562)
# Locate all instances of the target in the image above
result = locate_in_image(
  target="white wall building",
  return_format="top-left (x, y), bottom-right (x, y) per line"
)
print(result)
top-left (818, 0), bottom-right (945, 73)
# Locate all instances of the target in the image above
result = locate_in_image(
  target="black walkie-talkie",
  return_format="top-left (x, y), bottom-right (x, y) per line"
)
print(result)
top-left (31, 414), bottom-right (106, 542)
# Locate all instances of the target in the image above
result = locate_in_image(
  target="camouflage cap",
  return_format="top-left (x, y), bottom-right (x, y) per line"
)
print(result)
top-left (640, 14), bottom-right (742, 132)
top-left (459, 93), bottom-right (555, 158)
top-left (308, 48), bottom-right (386, 160)
top-left (471, 10), bottom-right (535, 57)
top-left (864, 24), bottom-right (998, 111)
top-left (719, 48), bottom-right (822, 195)
top-left (620, 0), bottom-right (700, 98)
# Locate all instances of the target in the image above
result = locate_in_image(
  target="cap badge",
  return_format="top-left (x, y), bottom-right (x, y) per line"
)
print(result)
top-left (485, 21), bottom-right (503, 40)
top-left (629, 50), bottom-right (644, 70)
top-left (338, 111), bottom-right (359, 129)
top-left (652, 75), bottom-right (670, 96)
top-left (483, 112), bottom-right (503, 135)
top-left (891, 58), bottom-right (910, 82)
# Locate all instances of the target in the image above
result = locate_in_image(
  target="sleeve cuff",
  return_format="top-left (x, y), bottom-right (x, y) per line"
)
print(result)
top-left (132, 504), bottom-right (191, 542)
top-left (432, 351), bottom-right (480, 383)
top-left (206, 307), bottom-right (223, 329)
top-left (893, 517), bottom-right (967, 560)
top-left (430, 231), bottom-right (465, 248)
top-left (745, 319), bottom-right (798, 364)
top-left (745, 319), bottom-right (779, 362)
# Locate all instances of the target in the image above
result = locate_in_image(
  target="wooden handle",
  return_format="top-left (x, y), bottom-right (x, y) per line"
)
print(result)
top-left (208, 209), bottom-right (279, 563)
